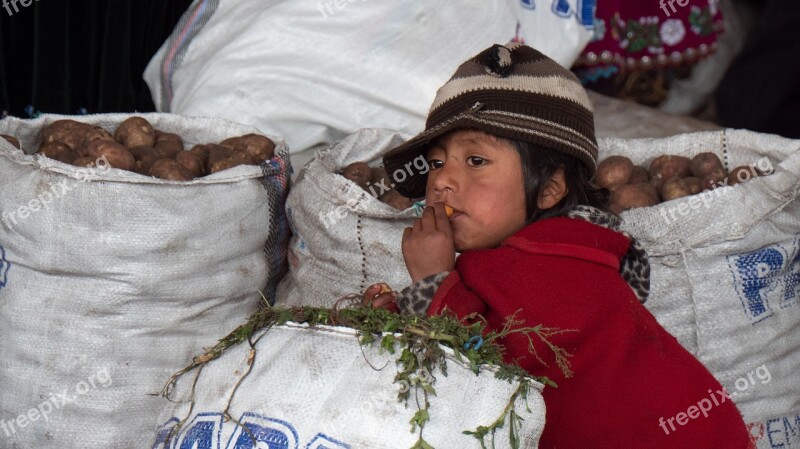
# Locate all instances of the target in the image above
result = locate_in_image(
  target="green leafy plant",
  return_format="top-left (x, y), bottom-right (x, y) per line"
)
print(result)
top-left (158, 298), bottom-right (572, 448)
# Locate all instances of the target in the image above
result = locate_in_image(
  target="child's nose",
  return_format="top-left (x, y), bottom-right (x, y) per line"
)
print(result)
top-left (431, 164), bottom-right (458, 195)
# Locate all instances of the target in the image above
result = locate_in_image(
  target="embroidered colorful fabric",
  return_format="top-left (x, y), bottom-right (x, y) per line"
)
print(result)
top-left (574, 0), bottom-right (723, 78)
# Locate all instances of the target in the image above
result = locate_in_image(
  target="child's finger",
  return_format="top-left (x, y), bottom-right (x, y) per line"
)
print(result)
top-left (371, 292), bottom-right (397, 309)
top-left (419, 206), bottom-right (436, 231)
top-left (431, 202), bottom-right (452, 235)
top-left (363, 283), bottom-right (384, 300)
top-left (412, 217), bottom-right (423, 232)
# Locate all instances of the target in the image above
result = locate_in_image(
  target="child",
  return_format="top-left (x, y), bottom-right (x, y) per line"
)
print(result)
top-left (376, 43), bottom-right (753, 449)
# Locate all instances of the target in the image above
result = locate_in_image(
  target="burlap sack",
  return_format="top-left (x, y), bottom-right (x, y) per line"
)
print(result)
top-left (0, 113), bottom-right (291, 448)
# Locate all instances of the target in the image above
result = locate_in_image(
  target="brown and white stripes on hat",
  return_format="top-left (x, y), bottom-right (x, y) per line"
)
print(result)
top-left (383, 43), bottom-right (598, 199)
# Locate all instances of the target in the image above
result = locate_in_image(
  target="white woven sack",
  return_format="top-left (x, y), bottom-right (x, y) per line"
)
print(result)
top-left (599, 129), bottom-right (800, 448)
top-left (143, 0), bottom-right (593, 154)
top-left (152, 323), bottom-right (546, 449)
top-left (0, 113), bottom-right (291, 448)
top-left (276, 129), bottom-right (420, 307)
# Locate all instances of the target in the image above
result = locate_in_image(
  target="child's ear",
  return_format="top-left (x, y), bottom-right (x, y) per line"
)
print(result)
top-left (537, 168), bottom-right (568, 209)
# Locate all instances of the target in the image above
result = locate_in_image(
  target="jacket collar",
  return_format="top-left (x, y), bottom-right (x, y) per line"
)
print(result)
top-left (502, 216), bottom-right (631, 262)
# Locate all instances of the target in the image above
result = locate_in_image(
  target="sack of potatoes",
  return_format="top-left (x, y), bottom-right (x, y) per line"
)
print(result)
top-left (595, 150), bottom-right (771, 215)
top-left (596, 130), bottom-right (800, 449)
top-left (275, 128), bottom-right (422, 308)
top-left (4, 115), bottom-right (277, 180)
top-left (0, 113), bottom-right (291, 449)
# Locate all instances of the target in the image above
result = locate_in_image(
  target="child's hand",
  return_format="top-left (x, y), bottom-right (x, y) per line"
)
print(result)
top-left (402, 202), bottom-right (456, 282)
top-left (361, 283), bottom-right (398, 311)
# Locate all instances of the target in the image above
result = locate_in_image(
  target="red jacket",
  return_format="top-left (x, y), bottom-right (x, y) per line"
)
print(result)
top-left (429, 217), bottom-right (751, 449)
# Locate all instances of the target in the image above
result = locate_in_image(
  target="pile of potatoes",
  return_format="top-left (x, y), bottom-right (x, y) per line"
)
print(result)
top-left (339, 162), bottom-right (412, 210)
top-left (595, 152), bottom-right (767, 214)
top-left (1, 117), bottom-right (275, 181)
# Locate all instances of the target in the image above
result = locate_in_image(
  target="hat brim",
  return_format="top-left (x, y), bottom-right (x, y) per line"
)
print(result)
top-left (382, 113), bottom-right (480, 199)
top-left (384, 107), bottom-right (598, 199)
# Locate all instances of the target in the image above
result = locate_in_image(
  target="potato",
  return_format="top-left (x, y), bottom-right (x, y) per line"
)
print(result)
top-left (134, 159), bottom-right (156, 175)
top-left (341, 162), bottom-right (371, 190)
top-left (78, 126), bottom-right (114, 157)
top-left (149, 158), bottom-right (194, 181)
top-left (91, 142), bottom-right (135, 171)
top-left (38, 141), bottom-right (78, 164)
top-left (705, 166), bottom-right (728, 184)
top-left (221, 134), bottom-right (275, 163)
top-left (683, 177), bottom-right (703, 194)
top-left (699, 166), bottom-right (728, 191)
top-left (114, 117), bottom-right (155, 148)
top-left (690, 152), bottom-right (724, 178)
top-left (41, 120), bottom-right (92, 150)
top-left (155, 131), bottom-right (183, 147)
top-left (611, 183), bottom-right (660, 212)
top-left (189, 145), bottom-right (210, 166)
top-left (661, 178), bottom-right (692, 201)
top-left (205, 144), bottom-right (235, 172)
top-left (595, 156), bottom-right (634, 190)
top-left (176, 151), bottom-right (205, 178)
top-left (380, 190), bottom-right (413, 210)
top-left (370, 167), bottom-right (393, 195)
top-left (153, 140), bottom-right (183, 159)
top-left (86, 139), bottom-right (122, 158)
top-left (649, 175), bottom-right (664, 191)
top-left (72, 157), bottom-right (98, 167)
top-left (209, 151), bottom-right (255, 174)
top-left (129, 147), bottom-right (160, 175)
top-left (649, 155), bottom-right (691, 184)
top-left (728, 165), bottom-right (759, 186)
top-left (629, 166), bottom-right (650, 184)
top-left (1, 134), bottom-right (21, 149)
top-left (129, 145), bottom-right (155, 160)
top-left (82, 126), bottom-right (113, 143)
top-left (700, 174), bottom-right (726, 191)
top-left (218, 136), bottom-right (241, 150)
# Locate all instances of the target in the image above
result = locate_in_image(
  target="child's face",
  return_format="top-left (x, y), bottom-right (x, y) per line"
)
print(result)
top-left (425, 129), bottom-right (527, 251)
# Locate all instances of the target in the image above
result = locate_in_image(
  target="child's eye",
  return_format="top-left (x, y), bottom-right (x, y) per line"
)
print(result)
top-left (467, 156), bottom-right (487, 166)
top-left (428, 159), bottom-right (444, 170)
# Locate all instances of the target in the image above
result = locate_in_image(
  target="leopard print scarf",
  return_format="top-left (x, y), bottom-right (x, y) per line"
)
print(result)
top-left (566, 205), bottom-right (650, 303)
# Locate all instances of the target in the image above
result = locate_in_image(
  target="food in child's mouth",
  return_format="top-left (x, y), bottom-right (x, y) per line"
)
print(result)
top-left (444, 205), bottom-right (454, 217)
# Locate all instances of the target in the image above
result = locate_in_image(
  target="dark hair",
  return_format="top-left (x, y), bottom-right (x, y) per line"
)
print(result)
top-left (507, 139), bottom-right (610, 224)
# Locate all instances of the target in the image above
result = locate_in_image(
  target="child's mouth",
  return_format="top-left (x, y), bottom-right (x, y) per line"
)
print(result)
top-left (444, 205), bottom-right (463, 220)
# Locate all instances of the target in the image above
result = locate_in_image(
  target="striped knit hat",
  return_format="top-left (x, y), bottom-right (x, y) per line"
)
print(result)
top-left (383, 43), bottom-right (598, 199)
